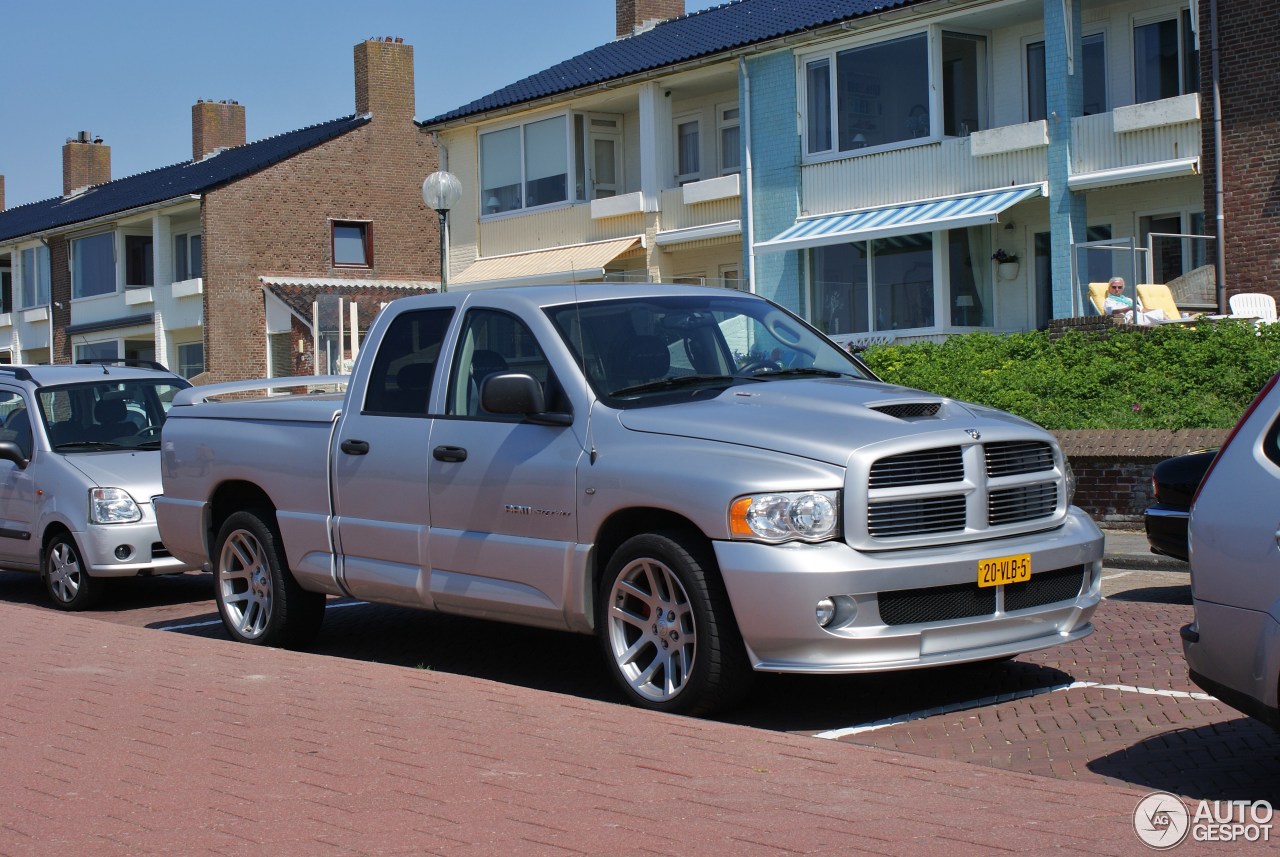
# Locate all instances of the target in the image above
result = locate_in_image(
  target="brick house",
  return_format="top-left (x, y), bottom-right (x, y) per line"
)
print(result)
top-left (0, 38), bottom-right (438, 383)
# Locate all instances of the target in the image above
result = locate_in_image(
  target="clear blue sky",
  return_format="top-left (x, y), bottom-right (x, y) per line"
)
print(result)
top-left (0, 0), bottom-right (723, 209)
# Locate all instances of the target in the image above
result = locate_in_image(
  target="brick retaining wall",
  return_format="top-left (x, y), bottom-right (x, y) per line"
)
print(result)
top-left (1052, 428), bottom-right (1228, 527)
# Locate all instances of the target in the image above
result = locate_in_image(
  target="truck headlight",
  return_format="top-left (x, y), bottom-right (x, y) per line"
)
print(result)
top-left (90, 488), bottom-right (143, 524)
top-left (729, 491), bottom-right (840, 543)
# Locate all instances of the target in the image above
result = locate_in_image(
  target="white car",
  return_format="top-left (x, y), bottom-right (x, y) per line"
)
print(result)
top-left (0, 361), bottom-right (193, 609)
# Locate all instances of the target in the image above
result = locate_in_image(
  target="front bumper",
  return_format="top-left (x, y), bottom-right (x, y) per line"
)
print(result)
top-left (714, 507), bottom-right (1103, 673)
top-left (74, 520), bottom-right (191, 578)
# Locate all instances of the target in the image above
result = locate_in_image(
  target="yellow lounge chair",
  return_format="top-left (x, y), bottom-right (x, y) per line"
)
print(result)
top-left (1136, 283), bottom-right (1181, 320)
top-left (1087, 282), bottom-right (1110, 316)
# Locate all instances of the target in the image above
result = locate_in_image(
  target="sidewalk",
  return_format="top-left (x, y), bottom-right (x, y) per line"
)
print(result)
top-left (1100, 526), bottom-right (1188, 573)
top-left (0, 601), bottom-right (1151, 856)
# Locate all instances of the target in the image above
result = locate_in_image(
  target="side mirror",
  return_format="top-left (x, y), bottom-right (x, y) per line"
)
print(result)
top-left (0, 440), bottom-right (29, 469)
top-left (480, 373), bottom-right (572, 427)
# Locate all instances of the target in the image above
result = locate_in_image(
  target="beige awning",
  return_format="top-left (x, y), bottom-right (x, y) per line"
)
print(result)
top-left (451, 236), bottom-right (643, 287)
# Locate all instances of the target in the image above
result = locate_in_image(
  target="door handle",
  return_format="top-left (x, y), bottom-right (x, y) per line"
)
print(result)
top-left (433, 445), bottom-right (467, 462)
top-left (340, 438), bottom-right (370, 456)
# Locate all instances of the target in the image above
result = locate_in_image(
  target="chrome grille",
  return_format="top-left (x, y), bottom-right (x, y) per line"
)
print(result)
top-left (868, 446), bottom-right (963, 488)
top-left (985, 441), bottom-right (1054, 477)
top-left (989, 483), bottom-right (1058, 526)
top-left (868, 495), bottom-right (966, 537)
top-left (871, 402), bottom-right (941, 420)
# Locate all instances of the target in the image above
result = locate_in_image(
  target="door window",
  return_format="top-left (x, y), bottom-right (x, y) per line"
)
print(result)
top-left (361, 309), bottom-right (453, 417)
top-left (0, 391), bottom-right (32, 460)
top-left (446, 310), bottom-right (561, 417)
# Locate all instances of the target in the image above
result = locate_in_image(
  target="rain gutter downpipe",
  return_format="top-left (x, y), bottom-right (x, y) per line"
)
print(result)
top-left (740, 57), bottom-right (756, 293)
top-left (1210, 0), bottom-right (1226, 314)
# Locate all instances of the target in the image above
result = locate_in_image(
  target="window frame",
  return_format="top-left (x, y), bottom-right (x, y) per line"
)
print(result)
top-left (673, 112), bottom-right (702, 185)
top-left (332, 220), bottom-right (373, 269)
top-left (716, 102), bottom-right (741, 176)
top-left (124, 232), bottom-right (154, 288)
top-left (176, 341), bottom-right (205, 379)
top-left (479, 112), bottom-right (576, 218)
top-left (18, 243), bottom-right (51, 309)
top-left (174, 232), bottom-right (203, 282)
top-left (1026, 30), bottom-right (1108, 122)
top-left (798, 25), bottom-right (998, 163)
top-left (1132, 7), bottom-right (1199, 105)
top-left (71, 230), bottom-right (118, 300)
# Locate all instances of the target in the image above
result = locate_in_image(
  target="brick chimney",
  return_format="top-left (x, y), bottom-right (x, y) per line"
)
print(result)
top-left (354, 37), bottom-right (414, 120)
top-left (192, 99), bottom-right (246, 160)
top-left (617, 0), bottom-right (684, 38)
top-left (62, 132), bottom-right (111, 197)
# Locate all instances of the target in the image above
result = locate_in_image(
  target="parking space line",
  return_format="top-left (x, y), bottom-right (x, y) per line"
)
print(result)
top-left (814, 680), bottom-right (1216, 739)
top-left (158, 599), bottom-right (368, 632)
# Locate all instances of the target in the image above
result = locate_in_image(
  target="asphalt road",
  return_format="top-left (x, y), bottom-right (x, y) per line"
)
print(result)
top-left (1, 560), bottom-right (1275, 805)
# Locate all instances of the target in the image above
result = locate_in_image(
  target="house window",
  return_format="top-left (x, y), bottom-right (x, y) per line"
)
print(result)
top-left (717, 105), bottom-right (741, 175)
top-left (177, 342), bottom-right (205, 378)
top-left (75, 340), bottom-right (119, 362)
top-left (811, 232), bottom-right (935, 335)
top-left (19, 245), bottom-right (51, 308)
top-left (1027, 34), bottom-right (1107, 121)
top-left (1141, 211), bottom-right (1206, 285)
top-left (675, 116), bottom-right (701, 184)
top-left (72, 232), bottom-right (116, 299)
top-left (479, 115), bottom-right (570, 214)
top-left (1134, 10), bottom-right (1199, 104)
top-left (174, 233), bottom-right (202, 281)
top-left (333, 221), bottom-right (372, 268)
top-left (125, 235), bottom-right (153, 287)
top-left (803, 32), bottom-right (929, 156)
top-left (941, 32), bottom-right (988, 137)
top-left (0, 268), bottom-right (10, 314)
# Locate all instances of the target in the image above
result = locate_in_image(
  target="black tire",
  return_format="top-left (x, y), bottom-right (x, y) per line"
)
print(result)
top-left (213, 509), bottom-right (325, 649)
top-left (597, 530), bottom-right (753, 716)
top-left (42, 532), bottom-right (103, 611)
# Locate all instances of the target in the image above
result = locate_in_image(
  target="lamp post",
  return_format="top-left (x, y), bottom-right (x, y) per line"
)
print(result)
top-left (422, 171), bottom-right (462, 292)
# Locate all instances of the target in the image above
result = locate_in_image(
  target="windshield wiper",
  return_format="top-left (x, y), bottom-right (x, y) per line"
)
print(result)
top-left (748, 367), bottom-right (856, 380)
top-left (610, 374), bottom-right (746, 397)
top-left (54, 441), bottom-right (125, 451)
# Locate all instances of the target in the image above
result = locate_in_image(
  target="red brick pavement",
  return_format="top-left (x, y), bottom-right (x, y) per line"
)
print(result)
top-left (0, 601), bottom-right (1159, 857)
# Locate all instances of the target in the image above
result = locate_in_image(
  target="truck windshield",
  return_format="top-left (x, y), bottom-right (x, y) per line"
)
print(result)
top-left (37, 379), bottom-right (189, 452)
top-left (545, 293), bottom-right (876, 405)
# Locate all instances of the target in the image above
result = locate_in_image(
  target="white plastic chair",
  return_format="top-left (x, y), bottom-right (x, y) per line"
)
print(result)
top-left (1228, 293), bottom-right (1278, 324)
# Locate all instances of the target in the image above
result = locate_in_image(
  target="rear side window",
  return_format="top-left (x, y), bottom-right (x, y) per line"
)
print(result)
top-left (362, 308), bottom-right (453, 417)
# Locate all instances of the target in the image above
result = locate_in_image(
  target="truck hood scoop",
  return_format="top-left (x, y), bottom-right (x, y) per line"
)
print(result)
top-left (615, 379), bottom-right (1035, 466)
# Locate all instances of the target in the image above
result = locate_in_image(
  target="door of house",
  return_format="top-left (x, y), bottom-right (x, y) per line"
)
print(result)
top-left (587, 114), bottom-right (622, 199)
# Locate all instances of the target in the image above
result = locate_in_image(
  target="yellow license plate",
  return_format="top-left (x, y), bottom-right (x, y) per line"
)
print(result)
top-left (977, 553), bottom-right (1031, 587)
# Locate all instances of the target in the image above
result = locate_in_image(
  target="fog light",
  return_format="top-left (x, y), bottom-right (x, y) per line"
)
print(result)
top-left (816, 598), bottom-right (836, 627)
top-left (114, 545), bottom-right (133, 561)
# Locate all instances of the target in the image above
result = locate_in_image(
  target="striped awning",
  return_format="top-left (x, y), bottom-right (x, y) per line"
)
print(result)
top-left (755, 184), bottom-right (1045, 254)
top-left (452, 236), bottom-right (643, 287)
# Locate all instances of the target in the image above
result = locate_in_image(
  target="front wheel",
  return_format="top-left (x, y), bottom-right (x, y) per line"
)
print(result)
top-left (597, 531), bottom-right (752, 716)
top-left (214, 510), bottom-right (325, 648)
top-left (43, 532), bottom-right (103, 611)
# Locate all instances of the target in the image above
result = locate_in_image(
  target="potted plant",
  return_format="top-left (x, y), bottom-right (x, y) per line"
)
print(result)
top-left (992, 248), bottom-right (1020, 280)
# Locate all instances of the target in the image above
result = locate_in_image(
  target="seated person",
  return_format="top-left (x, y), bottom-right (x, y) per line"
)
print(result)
top-left (1104, 277), bottom-right (1166, 325)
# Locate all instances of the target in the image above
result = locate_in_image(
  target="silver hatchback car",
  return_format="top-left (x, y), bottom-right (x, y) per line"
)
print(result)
top-left (0, 361), bottom-right (193, 609)
top-left (1183, 371), bottom-right (1280, 731)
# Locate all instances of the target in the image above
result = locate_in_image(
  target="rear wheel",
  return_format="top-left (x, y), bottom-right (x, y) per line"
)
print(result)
top-left (597, 531), bottom-right (752, 716)
top-left (43, 532), bottom-right (102, 611)
top-left (214, 510), bottom-right (325, 648)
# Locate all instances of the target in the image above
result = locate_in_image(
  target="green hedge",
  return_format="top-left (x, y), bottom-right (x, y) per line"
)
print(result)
top-left (858, 320), bottom-right (1280, 429)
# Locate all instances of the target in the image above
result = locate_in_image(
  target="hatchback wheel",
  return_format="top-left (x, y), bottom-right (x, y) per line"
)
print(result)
top-left (43, 533), bottom-right (102, 611)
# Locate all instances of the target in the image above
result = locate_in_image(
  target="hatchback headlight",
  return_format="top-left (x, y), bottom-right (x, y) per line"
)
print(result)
top-left (729, 491), bottom-right (840, 543)
top-left (90, 487), bottom-right (142, 524)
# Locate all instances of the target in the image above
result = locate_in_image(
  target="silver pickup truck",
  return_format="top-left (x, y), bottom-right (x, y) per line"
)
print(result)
top-left (156, 284), bottom-right (1103, 715)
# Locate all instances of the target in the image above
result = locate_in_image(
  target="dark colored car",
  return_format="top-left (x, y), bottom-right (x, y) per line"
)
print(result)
top-left (1143, 449), bottom-right (1216, 562)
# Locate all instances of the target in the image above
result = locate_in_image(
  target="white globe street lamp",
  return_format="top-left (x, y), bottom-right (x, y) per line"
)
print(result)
top-left (422, 171), bottom-right (462, 292)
